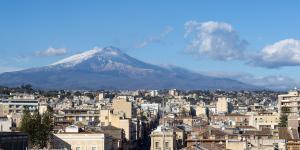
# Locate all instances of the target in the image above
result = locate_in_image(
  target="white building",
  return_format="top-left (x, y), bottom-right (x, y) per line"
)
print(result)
top-left (168, 89), bottom-right (178, 96)
top-left (150, 90), bottom-right (158, 97)
top-left (0, 116), bottom-right (12, 132)
top-left (141, 103), bottom-right (160, 116)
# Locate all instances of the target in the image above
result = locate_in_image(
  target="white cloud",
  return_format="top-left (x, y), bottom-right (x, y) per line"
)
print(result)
top-left (205, 71), bottom-right (300, 90)
top-left (251, 39), bottom-right (300, 68)
top-left (134, 26), bottom-right (173, 49)
top-left (184, 21), bottom-right (248, 61)
top-left (35, 47), bottom-right (68, 57)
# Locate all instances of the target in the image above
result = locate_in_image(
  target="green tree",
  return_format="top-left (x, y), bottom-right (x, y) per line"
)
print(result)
top-left (279, 107), bottom-right (289, 127)
top-left (39, 108), bottom-right (54, 148)
top-left (279, 114), bottom-right (288, 127)
top-left (20, 107), bottom-right (33, 137)
top-left (20, 107), bottom-right (53, 149)
top-left (31, 110), bottom-right (42, 147)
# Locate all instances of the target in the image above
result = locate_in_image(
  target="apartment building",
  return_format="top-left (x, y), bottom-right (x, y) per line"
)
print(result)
top-left (55, 108), bottom-right (100, 125)
top-left (0, 95), bottom-right (38, 115)
top-left (278, 89), bottom-right (300, 117)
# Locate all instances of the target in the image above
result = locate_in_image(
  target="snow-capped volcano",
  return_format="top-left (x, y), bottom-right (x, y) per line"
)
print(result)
top-left (45, 46), bottom-right (161, 77)
top-left (0, 46), bottom-right (257, 90)
top-left (50, 46), bottom-right (122, 67)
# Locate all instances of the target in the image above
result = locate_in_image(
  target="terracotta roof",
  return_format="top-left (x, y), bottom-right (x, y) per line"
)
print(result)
top-left (243, 128), bottom-right (272, 136)
top-left (236, 125), bottom-right (256, 129)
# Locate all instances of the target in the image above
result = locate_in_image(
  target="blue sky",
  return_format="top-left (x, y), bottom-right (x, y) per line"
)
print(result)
top-left (1, 1), bottom-right (300, 88)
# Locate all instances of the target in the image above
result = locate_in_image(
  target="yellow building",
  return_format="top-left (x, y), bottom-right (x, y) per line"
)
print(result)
top-left (150, 125), bottom-right (176, 150)
top-left (100, 109), bottom-right (133, 141)
top-left (112, 98), bottom-right (135, 119)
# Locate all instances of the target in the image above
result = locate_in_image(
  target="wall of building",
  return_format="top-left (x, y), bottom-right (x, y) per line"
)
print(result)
top-left (52, 133), bottom-right (111, 150)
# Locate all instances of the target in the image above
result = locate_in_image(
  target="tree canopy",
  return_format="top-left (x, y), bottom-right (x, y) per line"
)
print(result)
top-left (20, 107), bottom-right (53, 149)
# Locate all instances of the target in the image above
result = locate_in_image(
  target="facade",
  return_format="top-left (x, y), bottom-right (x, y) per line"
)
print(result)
top-left (51, 125), bottom-right (118, 150)
top-left (278, 89), bottom-right (300, 117)
top-left (100, 109), bottom-right (134, 141)
top-left (0, 96), bottom-right (38, 115)
top-left (288, 115), bottom-right (300, 129)
top-left (112, 98), bottom-right (134, 118)
top-left (211, 114), bottom-right (250, 127)
top-left (248, 112), bottom-right (279, 129)
top-left (0, 94), bottom-right (38, 127)
top-left (150, 125), bottom-right (176, 150)
top-left (195, 102), bottom-right (206, 116)
top-left (141, 103), bottom-right (160, 117)
top-left (216, 97), bottom-right (228, 114)
top-left (52, 133), bottom-right (114, 150)
top-left (226, 139), bottom-right (286, 150)
top-left (55, 108), bottom-right (100, 125)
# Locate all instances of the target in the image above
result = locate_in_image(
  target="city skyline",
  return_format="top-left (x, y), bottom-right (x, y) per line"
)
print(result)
top-left (1, 1), bottom-right (300, 89)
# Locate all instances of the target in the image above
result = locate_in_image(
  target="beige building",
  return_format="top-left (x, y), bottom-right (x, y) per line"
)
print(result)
top-left (112, 97), bottom-right (135, 118)
top-left (0, 102), bottom-right (9, 117)
top-left (216, 97), bottom-right (228, 114)
top-left (226, 140), bottom-right (247, 150)
top-left (248, 112), bottom-right (279, 130)
top-left (51, 125), bottom-right (118, 150)
top-left (150, 125), bottom-right (176, 150)
top-left (195, 102), bottom-right (207, 116)
top-left (100, 109), bottom-right (134, 141)
top-left (226, 139), bottom-right (286, 150)
top-left (278, 89), bottom-right (300, 117)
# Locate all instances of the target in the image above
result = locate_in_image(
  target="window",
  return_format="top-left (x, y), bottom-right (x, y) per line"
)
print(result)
top-left (165, 142), bottom-right (169, 148)
top-left (155, 142), bottom-right (159, 148)
top-left (76, 147), bottom-right (80, 150)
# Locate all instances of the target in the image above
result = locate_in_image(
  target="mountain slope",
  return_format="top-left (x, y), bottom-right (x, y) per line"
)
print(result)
top-left (0, 46), bottom-right (257, 90)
